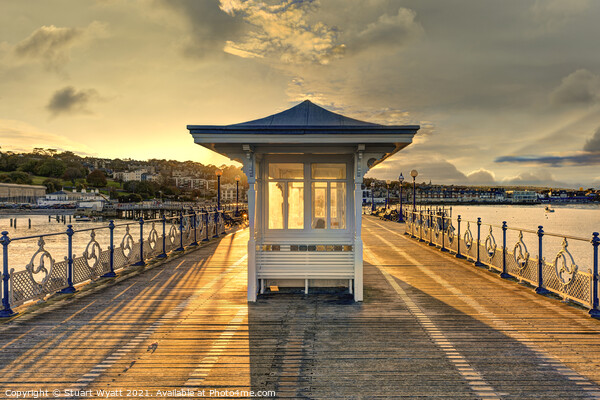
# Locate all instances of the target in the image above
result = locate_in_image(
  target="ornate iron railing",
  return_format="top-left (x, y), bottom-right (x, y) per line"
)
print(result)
top-left (401, 209), bottom-right (600, 318)
top-left (0, 209), bottom-right (237, 317)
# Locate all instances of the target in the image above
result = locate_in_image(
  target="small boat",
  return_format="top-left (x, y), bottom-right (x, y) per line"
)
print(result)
top-left (545, 205), bottom-right (555, 213)
top-left (74, 215), bottom-right (93, 222)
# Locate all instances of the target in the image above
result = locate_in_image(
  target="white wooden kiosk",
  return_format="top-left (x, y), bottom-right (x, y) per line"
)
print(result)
top-left (188, 100), bottom-right (419, 302)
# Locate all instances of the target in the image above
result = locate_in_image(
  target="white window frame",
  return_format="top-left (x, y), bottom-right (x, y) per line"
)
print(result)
top-left (261, 154), bottom-right (353, 241)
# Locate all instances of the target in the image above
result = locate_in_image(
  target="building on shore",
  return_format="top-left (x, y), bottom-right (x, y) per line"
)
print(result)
top-left (0, 183), bottom-right (46, 204)
top-left (37, 188), bottom-right (109, 210)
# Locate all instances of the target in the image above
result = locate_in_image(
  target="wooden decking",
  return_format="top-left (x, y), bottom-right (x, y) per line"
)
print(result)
top-left (2, 217), bottom-right (600, 399)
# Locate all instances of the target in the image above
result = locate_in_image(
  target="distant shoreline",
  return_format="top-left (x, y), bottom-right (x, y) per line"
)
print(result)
top-left (0, 209), bottom-right (74, 216)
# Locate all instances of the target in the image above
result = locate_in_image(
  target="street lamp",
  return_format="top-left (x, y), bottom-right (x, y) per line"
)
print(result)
top-left (370, 181), bottom-right (376, 213)
top-left (398, 173), bottom-right (404, 222)
top-left (235, 175), bottom-right (240, 216)
top-left (215, 169), bottom-right (223, 210)
top-left (385, 180), bottom-right (391, 209)
top-left (411, 169), bottom-right (418, 216)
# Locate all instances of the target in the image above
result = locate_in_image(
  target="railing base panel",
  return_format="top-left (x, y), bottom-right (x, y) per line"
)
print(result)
top-left (0, 309), bottom-right (18, 319)
top-left (535, 287), bottom-right (549, 295)
top-left (101, 272), bottom-right (117, 278)
top-left (499, 272), bottom-right (511, 279)
top-left (589, 309), bottom-right (600, 319)
top-left (59, 286), bottom-right (77, 294)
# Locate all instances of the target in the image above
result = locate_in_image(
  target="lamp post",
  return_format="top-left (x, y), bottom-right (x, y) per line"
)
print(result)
top-left (386, 180), bottom-right (391, 209)
top-left (215, 169), bottom-right (223, 210)
top-left (370, 181), bottom-right (376, 213)
top-left (398, 173), bottom-right (404, 222)
top-left (235, 175), bottom-right (240, 216)
top-left (411, 169), bottom-right (418, 217)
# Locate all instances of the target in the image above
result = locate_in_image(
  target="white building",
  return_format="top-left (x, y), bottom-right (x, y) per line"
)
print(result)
top-left (114, 169), bottom-right (147, 182)
top-left (175, 176), bottom-right (208, 190)
top-left (188, 100), bottom-right (419, 302)
top-left (512, 190), bottom-right (538, 203)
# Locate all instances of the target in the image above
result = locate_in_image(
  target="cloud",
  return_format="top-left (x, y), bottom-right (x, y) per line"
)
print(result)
top-left (13, 22), bottom-right (107, 71)
top-left (496, 126), bottom-right (600, 166)
top-left (220, 0), bottom-right (344, 64)
top-left (501, 170), bottom-right (562, 187)
top-left (159, 0), bottom-right (245, 59)
top-left (350, 8), bottom-right (422, 54)
top-left (46, 86), bottom-right (100, 117)
top-left (0, 118), bottom-right (95, 154)
top-left (583, 126), bottom-right (600, 152)
top-left (531, 0), bottom-right (591, 31)
top-left (550, 69), bottom-right (600, 105)
top-left (466, 168), bottom-right (496, 184)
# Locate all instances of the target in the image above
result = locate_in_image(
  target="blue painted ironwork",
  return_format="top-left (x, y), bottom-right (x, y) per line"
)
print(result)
top-left (0, 231), bottom-right (17, 318)
top-left (474, 218), bottom-right (484, 267)
top-left (203, 210), bottom-right (209, 242)
top-left (157, 215), bottom-right (167, 258)
top-left (191, 211), bottom-right (199, 246)
top-left (176, 211), bottom-right (185, 251)
top-left (455, 215), bottom-right (465, 259)
top-left (213, 210), bottom-right (220, 238)
top-left (134, 218), bottom-right (145, 266)
top-left (60, 225), bottom-right (76, 294)
top-left (398, 176), bottom-right (404, 223)
top-left (371, 183), bottom-right (375, 213)
top-left (552, 238), bottom-right (577, 286)
top-left (535, 226), bottom-right (548, 295)
top-left (428, 212), bottom-right (434, 246)
top-left (440, 215), bottom-right (448, 252)
top-left (418, 210), bottom-right (425, 242)
top-left (402, 212), bottom-right (599, 318)
top-left (590, 232), bottom-right (600, 318)
top-left (500, 221), bottom-right (510, 279)
top-left (102, 221), bottom-right (116, 277)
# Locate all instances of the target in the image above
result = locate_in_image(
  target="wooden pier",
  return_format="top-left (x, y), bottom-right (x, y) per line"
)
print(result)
top-left (2, 216), bottom-right (600, 398)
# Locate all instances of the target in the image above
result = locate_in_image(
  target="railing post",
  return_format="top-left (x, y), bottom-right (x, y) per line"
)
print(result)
top-left (474, 217), bottom-right (484, 267)
top-left (441, 215), bottom-right (448, 252)
top-left (176, 211), bottom-right (184, 251)
top-left (535, 225), bottom-right (548, 294)
top-left (220, 210), bottom-right (226, 234)
top-left (0, 231), bottom-right (17, 318)
top-left (589, 232), bottom-right (600, 318)
top-left (60, 225), bottom-right (77, 294)
top-left (418, 210), bottom-right (424, 242)
top-left (157, 215), bottom-right (167, 258)
top-left (428, 211), bottom-right (434, 246)
top-left (456, 215), bottom-right (465, 259)
top-left (203, 210), bottom-right (209, 242)
top-left (500, 221), bottom-right (510, 279)
top-left (191, 211), bottom-right (199, 246)
top-left (102, 221), bottom-right (116, 278)
top-left (213, 210), bottom-right (219, 238)
top-left (134, 218), bottom-right (145, 266)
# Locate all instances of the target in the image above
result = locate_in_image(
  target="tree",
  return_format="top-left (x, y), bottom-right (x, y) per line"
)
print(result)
top-left (42, 178), bottom-right (63, 193)
top-left (8, 171), bottom-right (32, 184)
top-left (63, 167), bottom-right (84, 185)
top-left (35, 158), bottom-right (66, 178)
top-left (87, 170), bottom-right (107, 187)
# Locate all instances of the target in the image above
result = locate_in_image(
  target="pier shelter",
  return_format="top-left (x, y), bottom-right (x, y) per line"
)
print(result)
top-left (188, 100), bottom-right (419, 301)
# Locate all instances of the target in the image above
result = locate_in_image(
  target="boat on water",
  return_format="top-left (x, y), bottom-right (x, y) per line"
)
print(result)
top-left (545, 205), bottom-right (555, 213)
top-left (74, 215), bottom-right (93, 222)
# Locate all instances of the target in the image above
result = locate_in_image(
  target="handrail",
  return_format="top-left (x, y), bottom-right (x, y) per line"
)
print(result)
top-left (0, 208), bottom-right (247, 318)
top-left (393, 207), bottom-right (600, 319)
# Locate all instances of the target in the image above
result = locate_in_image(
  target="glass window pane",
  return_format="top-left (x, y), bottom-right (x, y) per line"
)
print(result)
top-left (330, 182), bottom-right (346, 229)
top-left (311, 182), bottom-right (327, 229)
top-left (311, 163), bottom-right (346, 179)
top-left (268, 182), bottom-right (284, 229)
top-left (288, 182), bottom-right (304, 229)
top-left (269, 163), bottom-right (304, 179)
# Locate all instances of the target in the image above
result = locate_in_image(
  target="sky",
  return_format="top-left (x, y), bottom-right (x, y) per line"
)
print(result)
top-left (1, 0), bottom-right (600, 188)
